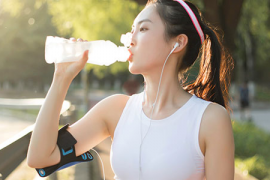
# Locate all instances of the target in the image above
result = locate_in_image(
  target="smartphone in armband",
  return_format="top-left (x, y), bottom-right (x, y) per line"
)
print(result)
top-left (35, 124), bottom-right (94, 177)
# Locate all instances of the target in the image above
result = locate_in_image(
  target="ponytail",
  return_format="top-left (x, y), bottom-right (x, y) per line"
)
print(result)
top-left (146, 0), bottom-right (234, 110)
top-left (184, 25), bottom-right (233, 110)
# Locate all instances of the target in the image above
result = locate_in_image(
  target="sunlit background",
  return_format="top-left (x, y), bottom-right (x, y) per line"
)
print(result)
top-left (0, 0), bottom-right (270, 180)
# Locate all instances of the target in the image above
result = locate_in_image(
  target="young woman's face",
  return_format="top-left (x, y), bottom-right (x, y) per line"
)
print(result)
top-left (128, 5), bottom-right (173, 75)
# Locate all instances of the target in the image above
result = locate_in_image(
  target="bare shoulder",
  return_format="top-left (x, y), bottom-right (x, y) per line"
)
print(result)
top-left (201, 104), bottom-right (235, 179)
top-left (90, 93), bottom-right (130, 114)
top-left (67, 93), bottom-right (130, 156)
top-left (100, 94), bottom-right (130, 139)
top-left (200, 102), bottom-right (234, 147)
top-left (98, 93), bottom-right (130, 123)
top-left (100, 93), bottom-right (130, 106)
top-left (203, 103), bottom-right (231, 125)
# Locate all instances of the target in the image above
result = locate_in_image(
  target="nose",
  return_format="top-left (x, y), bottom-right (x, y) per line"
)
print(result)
top-left (130, 31), bottom-right (137, 47)
top-left (130, 35), bottom-right (135, 47)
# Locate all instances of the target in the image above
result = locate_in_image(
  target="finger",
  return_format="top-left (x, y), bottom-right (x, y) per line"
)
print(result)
top-left (74, 50), bottom-right (88, 70)
top-left (80, 50), bottom-right (89, 64)
top-left (77, 38), bottom-right (84, 42)
top-left (70, 37), bottom-right (76, 42)
top-left (83, 50), bottom-right (89, 60)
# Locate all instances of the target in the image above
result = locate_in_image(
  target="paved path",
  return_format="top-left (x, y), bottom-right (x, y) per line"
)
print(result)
top-left (0, 113), bottom-right (34, 144)
top-left (231, 110), bottom-right (270, 133)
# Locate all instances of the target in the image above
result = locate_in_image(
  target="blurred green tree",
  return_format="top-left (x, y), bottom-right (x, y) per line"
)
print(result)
top-left (235, 0), bottom-right (270, 84)
top-left (0, 0), bottom-right (57, 89)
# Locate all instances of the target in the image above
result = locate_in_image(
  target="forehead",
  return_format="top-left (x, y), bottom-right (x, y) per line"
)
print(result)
top-left (133, 5), bottom-right (160, 26)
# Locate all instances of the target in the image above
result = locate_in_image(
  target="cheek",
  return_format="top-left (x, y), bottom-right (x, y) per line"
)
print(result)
top-left (138, 34), bottom-right (169, 63)
top-left (128, 32), bottom-right (170, 74)
top-left (143, 46), bottom-right (170, 71)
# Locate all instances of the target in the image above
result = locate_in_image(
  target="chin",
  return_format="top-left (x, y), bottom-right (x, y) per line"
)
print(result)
top-left (128, 62), bottom-right (143, 75)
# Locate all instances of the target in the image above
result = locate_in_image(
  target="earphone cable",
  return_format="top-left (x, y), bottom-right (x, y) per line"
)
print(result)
top-left (139, 46), bottom-right (177, 180)
top-left (90, 148), bottom-right (106, 180)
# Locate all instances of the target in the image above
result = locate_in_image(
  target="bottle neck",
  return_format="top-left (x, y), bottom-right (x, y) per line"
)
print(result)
top-left (116, 46), bottom-right (129, 62)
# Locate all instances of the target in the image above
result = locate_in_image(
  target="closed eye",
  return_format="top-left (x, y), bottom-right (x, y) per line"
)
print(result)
top-left (140, 27), bottom-right (147, 32)
top-left (130, 27), bottom-right (147, 34)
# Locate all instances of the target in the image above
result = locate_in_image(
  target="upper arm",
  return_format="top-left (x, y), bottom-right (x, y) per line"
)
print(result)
top-left (202, 103), bottom-right (235, 180)
top-left (42, 94), bottom-right (129, 168)
top-left (68, 94), bottom-right (129, 156)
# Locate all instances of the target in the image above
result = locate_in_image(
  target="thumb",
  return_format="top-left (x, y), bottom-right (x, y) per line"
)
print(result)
top-left (81, 50), bottom-right (89, 64)
top-left (77, 50), bottom-right (89, 68)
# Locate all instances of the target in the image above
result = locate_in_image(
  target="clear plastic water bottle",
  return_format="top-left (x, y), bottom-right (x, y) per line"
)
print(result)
top-left (45, 36), bottom-right (131, 66)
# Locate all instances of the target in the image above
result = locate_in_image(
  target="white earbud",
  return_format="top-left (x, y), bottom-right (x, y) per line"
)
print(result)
top-left (174, 42), bottom-right (179, 49)
top-left (170, 42), bottom-right (179, 54)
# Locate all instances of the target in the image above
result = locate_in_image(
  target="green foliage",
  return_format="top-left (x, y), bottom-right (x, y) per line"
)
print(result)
top-left (233, 120), bottom-right (270, 179)
top-left (235, 0), bottom-right (270, 83)
top-left (0, 0), bottom-right (24, 17)
top-left (188, 0), bottom-right (204, 10)
top-left (255, 85), bottom-right (270, 102)
top-left (235, 156), bottom-right (270, 180)
top-left (0, 0), bottom-right (57, 84)
top-left (233, 120), bottom-right (270, 158)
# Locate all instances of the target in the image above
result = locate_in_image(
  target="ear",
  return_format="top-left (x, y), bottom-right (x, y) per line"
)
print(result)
top-left (171, 34), bottom-right (188, 53)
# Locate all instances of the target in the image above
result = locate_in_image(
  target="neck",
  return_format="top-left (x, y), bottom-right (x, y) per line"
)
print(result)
top-left (142, 67), bottom-right (188, 114)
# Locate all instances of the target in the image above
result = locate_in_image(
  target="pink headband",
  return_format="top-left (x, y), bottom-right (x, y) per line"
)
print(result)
top-left (174, 0), bottom-right (205, 44)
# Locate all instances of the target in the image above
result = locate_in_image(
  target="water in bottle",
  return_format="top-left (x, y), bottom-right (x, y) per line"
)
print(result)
top-left (45, 36), bottom-right (131, 66)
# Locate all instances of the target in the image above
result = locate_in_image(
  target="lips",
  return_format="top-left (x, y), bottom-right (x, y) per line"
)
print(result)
top-left (127, 49), bottom-right (133, 61)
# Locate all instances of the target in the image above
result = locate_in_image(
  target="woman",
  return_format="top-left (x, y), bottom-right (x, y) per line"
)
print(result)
top-left (27, 0), bottom-right (235, 179)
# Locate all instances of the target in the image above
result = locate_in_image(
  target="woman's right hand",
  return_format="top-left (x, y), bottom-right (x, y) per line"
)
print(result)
top-left (53, 38), bottom-right (89, 83)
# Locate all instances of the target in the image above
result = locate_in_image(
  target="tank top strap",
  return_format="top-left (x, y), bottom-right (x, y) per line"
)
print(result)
top-left (113, 92), bottom-right (144, 141)
top-left (192, 95), bottom-right (212, 160)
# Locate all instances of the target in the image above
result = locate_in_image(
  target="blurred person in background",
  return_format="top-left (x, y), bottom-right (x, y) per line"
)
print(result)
top-left (239, 80), bottom-right (252, 121)
top-left (122, 75), bottom-right (141, 95)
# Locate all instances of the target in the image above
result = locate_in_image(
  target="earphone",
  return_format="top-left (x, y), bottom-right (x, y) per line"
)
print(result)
top-left (174, 42), bottom-right (179, 49)
top-left (170, 42), bottom-right (179, 54)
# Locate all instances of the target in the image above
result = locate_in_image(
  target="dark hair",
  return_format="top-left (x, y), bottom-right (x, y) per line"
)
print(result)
top-left (146, 0), bottom-right (234, 110)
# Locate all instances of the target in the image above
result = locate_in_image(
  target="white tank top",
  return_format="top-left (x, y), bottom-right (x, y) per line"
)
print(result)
top-left (110, 91), bottom-right (211, 180)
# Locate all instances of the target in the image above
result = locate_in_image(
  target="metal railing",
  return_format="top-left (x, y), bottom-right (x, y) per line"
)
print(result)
top-left (0, 98), bottom-right (76, 180)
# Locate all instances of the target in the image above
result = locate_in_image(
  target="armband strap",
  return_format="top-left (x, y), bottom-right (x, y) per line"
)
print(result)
top-left (35, 124), bottom-right (94, 177)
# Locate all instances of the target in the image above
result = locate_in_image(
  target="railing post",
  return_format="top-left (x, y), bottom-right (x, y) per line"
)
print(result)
top-left (0, 99), bottom-right (72, 179)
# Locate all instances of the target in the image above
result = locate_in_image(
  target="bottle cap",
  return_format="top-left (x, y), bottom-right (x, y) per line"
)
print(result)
top-left (120, 32), bottom-right (132, 48)
top-left (117, 47), bottom-right (130, 62)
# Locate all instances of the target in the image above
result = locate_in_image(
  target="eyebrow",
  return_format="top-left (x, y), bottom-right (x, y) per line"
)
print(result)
top-left (132, 19), bottom-right (153, 27)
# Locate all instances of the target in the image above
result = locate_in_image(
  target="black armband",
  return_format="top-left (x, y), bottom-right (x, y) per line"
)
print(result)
top-left (35, 124), bottom-right (94, 177)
